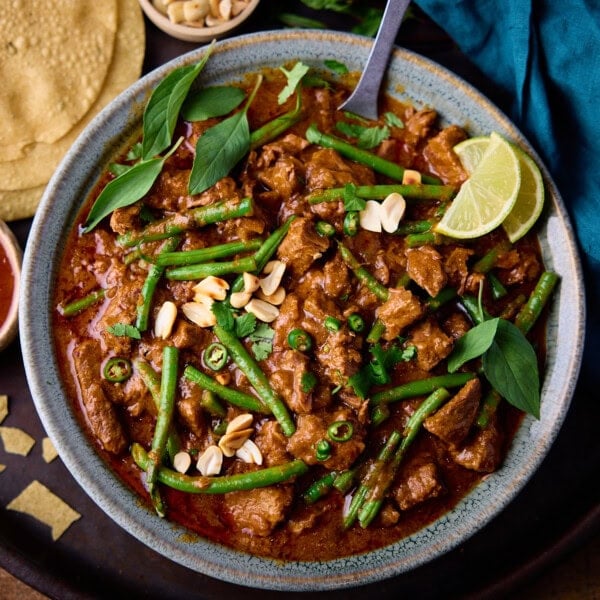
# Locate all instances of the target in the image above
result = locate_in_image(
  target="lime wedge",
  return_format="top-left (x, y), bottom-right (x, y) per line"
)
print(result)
top-left (435, 132), bottom-right (521, 239)
top-left (454, 135), bottom-right (545, 242)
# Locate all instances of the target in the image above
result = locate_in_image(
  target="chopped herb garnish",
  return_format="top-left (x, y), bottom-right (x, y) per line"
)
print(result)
top-left (384, 111), bottom-right (404, 128)
top-left (336, 121), bottom-right (390, 149)
top-left (106, 323), bottom-right (141, 339)
top-left (324, 59), bottom-right (348, 75)
top-left (248, 323), bottom-right (275, 361)
top-left (343, 183), bottom-right (367, 212)
top-left (211, 301), bottom-right (235, 332)
top-left (235, 312), bottom-right (257, 338)
top-left (278, 62), bottom-right (310, 105)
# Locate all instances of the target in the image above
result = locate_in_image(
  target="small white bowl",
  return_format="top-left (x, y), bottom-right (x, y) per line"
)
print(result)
top-left (0, 220), bottom-right (21, 351)
top-left (139, 0), bottom-right (260, 43)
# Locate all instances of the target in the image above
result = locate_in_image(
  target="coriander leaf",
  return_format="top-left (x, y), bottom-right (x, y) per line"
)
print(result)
top-left (142, 44), bottom-right (214, 160)
top-left (235, 312), bottom-right (257, 338)
top-left (483, 319), bottom-right (540, 418)
top-left (336, 121), bottom-right (390, 149)
top-left (447, 318), bottom-right (499, 373)
top-left (384, 112), bottom-right (404, 128)
top-left (182, 86), bottom-right (246, 121)
top-left (248, 323), bottom-right (275, 361)
top-left (278, 62), bottom-right (310, 105)
top-left (343, 183), bottom-right (366, 212)
top-left (106, 323), bottom-right (141, 339)
top-left (189, 75), bottom-right (262, 195)
top-left (301, 73), bottom-right (331, 89)
top-left (211, 301), bottom-right (235, 331)
top-left (324, 59), bottom-right (348, 75)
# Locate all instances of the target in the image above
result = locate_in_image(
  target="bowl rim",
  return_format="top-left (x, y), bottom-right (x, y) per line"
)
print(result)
top-left (19, 29), bottom-right (586, 591)
top-left (139, 0), bottom-right (260, 42)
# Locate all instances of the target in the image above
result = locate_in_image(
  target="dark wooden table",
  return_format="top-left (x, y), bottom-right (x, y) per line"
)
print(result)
top-left (1, 2), bottom-right (598, 598)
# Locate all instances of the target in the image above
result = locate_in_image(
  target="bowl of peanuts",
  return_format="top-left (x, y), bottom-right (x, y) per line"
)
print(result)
top-left (139, 0), bottom-right (260, 42)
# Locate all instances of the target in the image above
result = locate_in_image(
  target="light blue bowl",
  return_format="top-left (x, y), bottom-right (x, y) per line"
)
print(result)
top-left (20, 30), bottom-right (585, 591)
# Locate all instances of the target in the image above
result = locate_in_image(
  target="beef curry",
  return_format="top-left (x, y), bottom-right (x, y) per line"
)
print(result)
top-left (52, 59), bottom-right (554, 561)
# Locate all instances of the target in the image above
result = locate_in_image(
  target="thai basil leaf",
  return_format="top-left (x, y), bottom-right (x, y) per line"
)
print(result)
top-left (142, 44), bottom-right (213, 160)
top-left (182, 86), bottom-right (246, 121)
top-left (278, 62), bottom-right (310, 105)
top-left (189, 75), bottom-right (262, 195)
top-left (188, 110), bottom-right (250, 195)
top-left (83, 156), bottom-right (165, 232)
top-left (482, 319), bottom-right (540, 418)
top-left (447, 318), bottom-right (499, 373)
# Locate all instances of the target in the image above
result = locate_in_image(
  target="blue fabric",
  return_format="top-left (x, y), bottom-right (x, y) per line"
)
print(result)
top-left (413, 0), bottom-right (600, 282)
top-left (414, 0), bottom-right (600, 372)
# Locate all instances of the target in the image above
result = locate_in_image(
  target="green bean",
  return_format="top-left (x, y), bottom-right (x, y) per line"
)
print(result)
top-left (307, 184), bottom-right (454, 204)
top-left (183, 365), bottom-right (269, 414)
top-left (476, 389), bottom-right (502, 428)
top-left (370, 403), bottom-right (390, 427)
top-left (333, 468), bottom-right (357, 495)
top-left (199, 390), bottom-right (226, 417)
top-left (213, 325), bottom-right (295, 435)
top-left (460, 295), bottom-right (492, 325)
top-left (405, 231), bottom-right (444, 247)
top-left (370, 372), bottom-right (475, 405)
top-left (230, 215), bottom-right (295, 293)
top-left (132, 443), bottom-right (308, 493)
top-left (156, 239), bottom-right (262, 267)
top-left (249, 91), bottom-right (302, 149)
top-left (165, 255), bottom-right (256, 280)
top-left (426, 287), bottom-right (457, 312)
top-left (499, 293), bottom-right (527, 320)
top-left (303, 471), bottom-right (337, 504)
top-left (366, 318), bottom-right (386, 344)
top-left (59, 288), bottom-right (105, 317)
top-left (514, 271), bottom-right (559, 334)
top-left (343, 430), bottom-right (402, 528)
top-left (337, 242), bottom-right (389, 301)
top-left (488, 272), bottom-right (508, 299)
top-left (358, 388), bottom-right (451, 527)
top-left (394, 220), bottom-right (433, 235)
top-left (136, 236), bottom-right (181, 332)
top-left (117, 197), bottom-right (254, 247)
top-left (146, 346), bottom-right (179, 517)
top-left (305, 124), bottom-right (441, 185)
top-left (472, 239), bottom-right (512, 274)
top-left (135, 359), bottom-right (181, 463)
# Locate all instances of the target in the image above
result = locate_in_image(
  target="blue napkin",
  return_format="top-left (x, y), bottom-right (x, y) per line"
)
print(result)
top-left (414, 0), bottom-right (600, 369)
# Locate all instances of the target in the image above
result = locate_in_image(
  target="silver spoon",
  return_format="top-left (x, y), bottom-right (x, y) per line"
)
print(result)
top-left (339, 0), bottom-right (411, 120)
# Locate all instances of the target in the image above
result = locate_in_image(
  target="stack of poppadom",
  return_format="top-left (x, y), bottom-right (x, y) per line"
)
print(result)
top-left (0, 0), bottom-right (145, 221)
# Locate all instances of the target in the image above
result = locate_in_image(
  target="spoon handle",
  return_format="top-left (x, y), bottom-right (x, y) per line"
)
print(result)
top-left (339, 0), bottom-right (411, 120)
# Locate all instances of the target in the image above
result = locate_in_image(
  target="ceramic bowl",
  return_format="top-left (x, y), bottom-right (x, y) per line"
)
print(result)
top-left (139, 0), bottom-right (260, 42)
top-left (20, 30), bottom-right (585, 591)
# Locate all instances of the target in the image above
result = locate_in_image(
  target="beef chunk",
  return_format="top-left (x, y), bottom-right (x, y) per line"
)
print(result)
top-left (449, 414), bottom-right (504, 473)
top-left (406, 245), bottom-right (448, 298)
top-left (376, 287), bottom-right (425, 341)
top-left (408, 319), bottom-right (454, 372)
top-left (110, 204), bottom-right (140, 235)
top-left (442, 311), bottom-right (472, 341)
top-left (443, 246), bottom-right (474, 295)
top-left (393, 459), bottom-right (445, 511)
top-left (257, 156), bottom-right (305, 200)
top-left (223, 480), bottom-right (294, 536)
top-left (423, 378), bottom-right (481, 447)
top-left (270, 349), bottom-right (313, 413)
top-left (177, 378), bottom-right (205, 438)
top-left (255, 419), bottom-right (290, 467)
top-left (422, 125), bottom-right (468, 186)
top-left (276, 217), bottom-right (330, 278)
top-left (322, 251), bottom-right (351, 299)
top-left (287, 410), bottom-right (365, 470)
top-left (305, 148), bottom-right (375, 191)
top-left (71, 340), bottom-right (127, 454)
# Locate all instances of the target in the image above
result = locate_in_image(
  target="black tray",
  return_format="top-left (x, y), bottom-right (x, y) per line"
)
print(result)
top-left (2, 3), bottom-right (598, 598)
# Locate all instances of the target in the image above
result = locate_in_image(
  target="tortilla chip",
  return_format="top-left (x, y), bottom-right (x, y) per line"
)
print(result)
top-left (0, 1), bottom-right (145, 222)
top-left (42, 437), bottom-right (59, 463)
top-left (0, 426), bottom-right (36, 456)
top-left (0, 0), bottom-right (117, 159)
top-left (7, 480), bottom-right (81, 541)
top-left (0, 394), bottom-right (7, 424)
